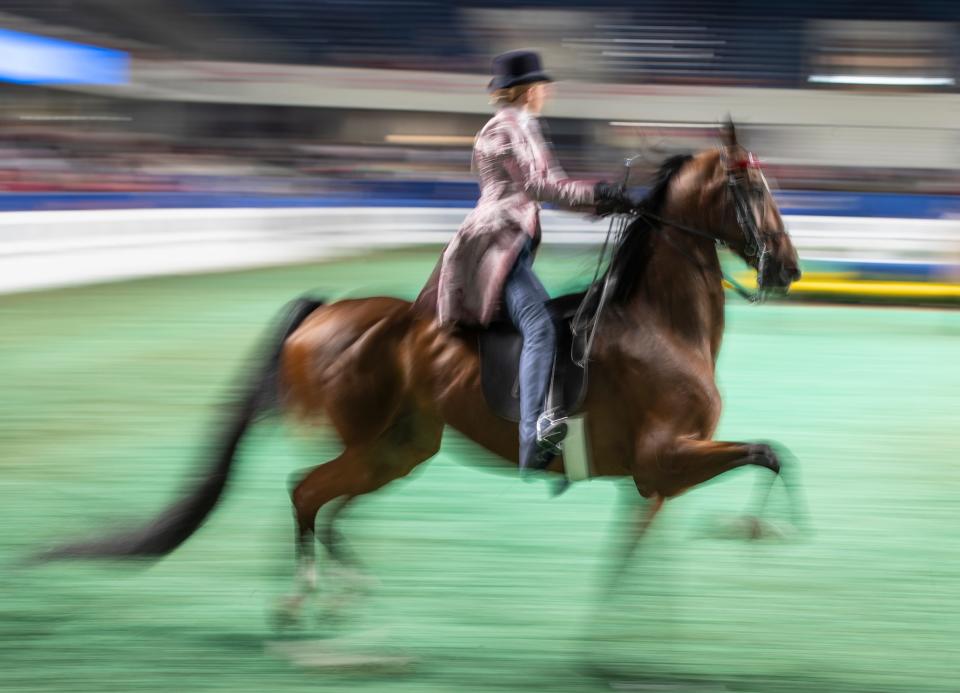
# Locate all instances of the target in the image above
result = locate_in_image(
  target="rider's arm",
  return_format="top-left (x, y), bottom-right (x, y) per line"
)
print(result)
top-left (496, 114), bottom-right (595, 211)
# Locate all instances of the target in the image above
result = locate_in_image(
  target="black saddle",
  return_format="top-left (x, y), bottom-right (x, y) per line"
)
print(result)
top-left (477, 292), bottom-right (590, 423)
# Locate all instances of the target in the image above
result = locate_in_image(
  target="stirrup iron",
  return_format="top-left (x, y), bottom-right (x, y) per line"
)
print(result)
top-left (536, 407), bottom-right (568, 451)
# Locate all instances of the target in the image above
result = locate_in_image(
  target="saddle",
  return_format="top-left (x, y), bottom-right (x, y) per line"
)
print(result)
top-left (477, 292), bottom-right (590, 423)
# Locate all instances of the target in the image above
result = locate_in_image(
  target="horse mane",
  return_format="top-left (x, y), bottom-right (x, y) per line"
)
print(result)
top-left (603, 153), bottom-right (694, 304)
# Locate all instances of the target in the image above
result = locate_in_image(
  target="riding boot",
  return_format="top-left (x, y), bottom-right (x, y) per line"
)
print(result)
top-left (520, 407), bottom-right (568, 474)
top-left (520, 439), bottom-right (552, 475)
top-left (536, 407), bottom-right (568, 457)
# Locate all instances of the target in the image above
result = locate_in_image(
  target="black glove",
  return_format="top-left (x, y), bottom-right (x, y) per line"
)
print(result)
top-left (594, 181), bottom-right (634, 217)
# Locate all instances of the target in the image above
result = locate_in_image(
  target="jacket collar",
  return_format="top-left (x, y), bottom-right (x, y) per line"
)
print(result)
top-left (501, 105), bottom-right (535, 129)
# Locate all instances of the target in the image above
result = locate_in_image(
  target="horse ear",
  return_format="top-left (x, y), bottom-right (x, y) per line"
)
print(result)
top-left (721, 116), bottom-right (738, 147)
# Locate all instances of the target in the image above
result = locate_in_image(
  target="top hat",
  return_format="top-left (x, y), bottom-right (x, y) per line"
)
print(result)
top-left (488, 50), bottom-right (552, 91)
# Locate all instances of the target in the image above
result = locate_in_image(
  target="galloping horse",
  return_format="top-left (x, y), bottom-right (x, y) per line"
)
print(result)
top-left (41, 125), bottom-right (802, 610)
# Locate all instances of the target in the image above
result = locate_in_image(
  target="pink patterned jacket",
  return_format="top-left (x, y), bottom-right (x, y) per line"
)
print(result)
top-left (414, 106), bottom-right (596, 326)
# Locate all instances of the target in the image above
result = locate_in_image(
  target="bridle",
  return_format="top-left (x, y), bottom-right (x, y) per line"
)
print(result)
top-left (634, 149), bottom-right (773, 303)
top-left (722, 149), bottom-right (771, 291)
top-left (572, 150), bottom-right (772, 366)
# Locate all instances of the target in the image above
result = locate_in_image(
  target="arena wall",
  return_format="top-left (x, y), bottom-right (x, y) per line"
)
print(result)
top-left (1, 192), bottom-right (958, 298)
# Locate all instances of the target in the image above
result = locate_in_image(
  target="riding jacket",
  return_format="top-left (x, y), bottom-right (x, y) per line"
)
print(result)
top-left (415, 106), bottom-right (595, 326)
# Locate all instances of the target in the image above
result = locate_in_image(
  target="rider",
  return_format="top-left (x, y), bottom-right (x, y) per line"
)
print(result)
top-left (416, 49), bottom-right (632, 473)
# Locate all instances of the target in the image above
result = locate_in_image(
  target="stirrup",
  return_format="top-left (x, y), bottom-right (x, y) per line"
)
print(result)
top-left (536, 408), bottom-right (568, 454)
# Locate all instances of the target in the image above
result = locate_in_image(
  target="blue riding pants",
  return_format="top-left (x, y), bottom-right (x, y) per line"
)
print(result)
top-left (502, 239), bottom-right (556, 469)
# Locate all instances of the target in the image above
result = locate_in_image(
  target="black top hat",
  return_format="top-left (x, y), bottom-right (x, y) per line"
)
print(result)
top-left (488, 50), bottom-right (552, 91)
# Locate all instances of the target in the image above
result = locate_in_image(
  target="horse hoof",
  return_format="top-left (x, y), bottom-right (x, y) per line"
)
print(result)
top-left (327, 564), bottom-right (380, 594)
top-left (747, 443), bottom-right (780, 473)
top-left (272, 595), bottom-right (306, 630)
top-left (743, 516), bottom-right (792, 541)
top-left (698, 514), bottom-right (790, 542)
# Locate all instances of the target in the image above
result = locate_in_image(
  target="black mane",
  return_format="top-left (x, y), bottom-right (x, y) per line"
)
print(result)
top-left (603, 154), bottom-right (693, 304)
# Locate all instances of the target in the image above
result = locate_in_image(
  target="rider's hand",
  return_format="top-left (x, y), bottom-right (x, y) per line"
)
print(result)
top-left (593, 181), bottom-right (634, 217)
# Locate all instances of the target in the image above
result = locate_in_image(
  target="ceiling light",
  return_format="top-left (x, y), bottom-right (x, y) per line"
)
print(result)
top-left (808, 74), bottom-right (955, 86)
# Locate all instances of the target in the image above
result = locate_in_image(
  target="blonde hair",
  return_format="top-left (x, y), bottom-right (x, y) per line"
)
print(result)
top-left (489, 82), bottom-right (538, 107)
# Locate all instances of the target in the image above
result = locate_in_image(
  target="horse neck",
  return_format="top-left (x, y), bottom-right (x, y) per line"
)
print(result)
top-left (627, 225), bottom-right (726, 361)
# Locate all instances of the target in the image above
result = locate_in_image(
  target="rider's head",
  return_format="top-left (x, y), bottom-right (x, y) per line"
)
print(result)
top-left (488, 50), bottom-right (553, 114)
top-left (491, 82), bottom-right (552, 114)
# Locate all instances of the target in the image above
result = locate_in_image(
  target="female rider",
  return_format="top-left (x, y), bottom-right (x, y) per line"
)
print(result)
top-left (416, 50), bottom-right (632, 474)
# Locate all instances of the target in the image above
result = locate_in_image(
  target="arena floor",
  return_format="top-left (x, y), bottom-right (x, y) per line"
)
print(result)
top-left (1, 247), bottom-right (958, 693)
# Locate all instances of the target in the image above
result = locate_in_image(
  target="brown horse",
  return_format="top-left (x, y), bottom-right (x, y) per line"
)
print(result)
top-left (40, 127), bottom-right (803, 611)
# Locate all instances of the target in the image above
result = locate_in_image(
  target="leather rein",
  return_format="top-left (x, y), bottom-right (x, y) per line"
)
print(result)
top-left (571, 153), bottom-right (770, 367)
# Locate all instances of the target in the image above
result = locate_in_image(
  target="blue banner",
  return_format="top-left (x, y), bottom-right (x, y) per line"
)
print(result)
top-left (0, 28), bottom-right (127, 85)
top-left (0, 184), bottom-right (956, 218)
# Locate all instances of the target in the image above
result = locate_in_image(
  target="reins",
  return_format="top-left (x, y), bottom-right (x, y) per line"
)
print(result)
top-left (570, 213), bottom-right (627, 368)
top-left (636, 209), bottom-right (765, 304)
top-left (571, 158), bottom-right (768, 367)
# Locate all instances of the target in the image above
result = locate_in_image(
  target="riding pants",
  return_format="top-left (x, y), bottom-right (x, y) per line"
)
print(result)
top-left (502, 239), bottom-right (556, 470)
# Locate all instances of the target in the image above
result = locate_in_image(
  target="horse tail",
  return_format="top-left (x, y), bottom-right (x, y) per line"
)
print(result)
top-left (33, 297), bottom-right (325, 562)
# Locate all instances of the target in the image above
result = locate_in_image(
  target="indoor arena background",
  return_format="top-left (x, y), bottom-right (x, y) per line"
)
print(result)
top-left (0, 2), bottom-right (958, 692)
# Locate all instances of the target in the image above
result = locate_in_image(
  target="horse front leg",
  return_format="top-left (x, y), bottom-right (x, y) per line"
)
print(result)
top-left (657, 438), bottom-right (780, 492)
top-left (652, 437), bottom-right (794, 539)
top-left (604, 489), bottom-right (664, 593)
top-left (582, 484), bottom-right (665, 674)
top-left (599, 437), bottom-right (771, 590)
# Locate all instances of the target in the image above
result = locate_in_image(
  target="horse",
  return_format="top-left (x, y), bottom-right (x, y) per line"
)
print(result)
top-left (39, 124), bottom-right (803, 617)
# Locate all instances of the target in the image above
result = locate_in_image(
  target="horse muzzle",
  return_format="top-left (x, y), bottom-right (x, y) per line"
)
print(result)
top-left (758, 260), bottom-right (801, 293)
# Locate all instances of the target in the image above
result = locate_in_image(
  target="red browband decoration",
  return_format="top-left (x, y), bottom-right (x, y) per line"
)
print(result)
top-left (734, 152), bottom-right (762, 170)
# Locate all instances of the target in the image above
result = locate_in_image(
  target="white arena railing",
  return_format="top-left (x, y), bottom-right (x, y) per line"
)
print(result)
top-left (0, 207), bottom-right (958, 295)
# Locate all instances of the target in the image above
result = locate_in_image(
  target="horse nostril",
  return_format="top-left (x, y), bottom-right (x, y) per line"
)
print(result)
top-left (780, 266), bottom-right (801, 284)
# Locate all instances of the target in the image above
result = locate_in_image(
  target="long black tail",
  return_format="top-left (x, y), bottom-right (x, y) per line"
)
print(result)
top-left (34, 297), bottom-right (325, 562)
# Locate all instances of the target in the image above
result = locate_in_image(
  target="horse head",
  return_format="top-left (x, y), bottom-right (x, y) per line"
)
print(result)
top-left (664, 119), bottom-right (800, 294)
top-left (714, 119), bottom-right (800, 293)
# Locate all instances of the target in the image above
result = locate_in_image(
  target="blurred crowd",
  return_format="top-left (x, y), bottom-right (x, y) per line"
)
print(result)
top-left (1, 122), bottom-right (959, 197)
top-left (0, 127), bottom-right (471, 195)
top-left (0, 0), bottom-right (957, 197)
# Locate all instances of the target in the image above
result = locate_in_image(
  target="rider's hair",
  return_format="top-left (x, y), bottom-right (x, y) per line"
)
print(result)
top-left (490, 82), bottom-right (537, 107)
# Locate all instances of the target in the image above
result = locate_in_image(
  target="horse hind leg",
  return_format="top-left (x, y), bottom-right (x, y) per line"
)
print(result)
top-left (276, 452), bottom-right (360, 625)
top-left (317, 495), bottom-right (359, 567)
top-left (282, 411), bottom-right (443, 620)
top-left (316, 494), bottom-right (380, 604)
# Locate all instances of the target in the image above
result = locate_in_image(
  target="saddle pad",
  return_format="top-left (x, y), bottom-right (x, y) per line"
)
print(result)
top-left (477, 293), bottom-right (589, 423)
